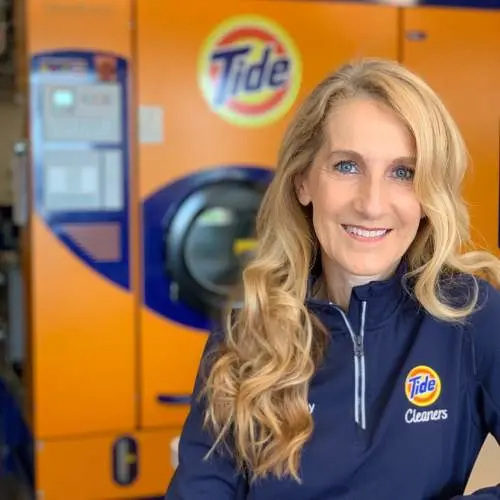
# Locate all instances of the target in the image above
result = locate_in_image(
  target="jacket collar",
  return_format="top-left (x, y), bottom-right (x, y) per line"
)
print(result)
top-left (306, 258), bottom-right (412, 330)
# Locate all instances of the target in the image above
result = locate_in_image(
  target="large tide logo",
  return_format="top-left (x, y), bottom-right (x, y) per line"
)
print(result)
top-left (405, 365), bottom-right (441, 407)
top-left (198, 15), bottom-right (302, 127)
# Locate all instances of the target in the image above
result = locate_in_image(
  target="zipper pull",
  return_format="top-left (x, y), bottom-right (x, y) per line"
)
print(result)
top-left (354, 336), bottom-right (364, 357)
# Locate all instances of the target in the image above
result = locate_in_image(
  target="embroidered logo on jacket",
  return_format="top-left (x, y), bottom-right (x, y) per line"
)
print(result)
top-left (405, 365), bottom-right (441, 406)
top-left (404, 365), bottom-right (448, 424)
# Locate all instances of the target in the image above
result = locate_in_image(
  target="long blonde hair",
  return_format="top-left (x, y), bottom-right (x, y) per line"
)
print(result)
top-left (201, 58), bottom-right (500, 483)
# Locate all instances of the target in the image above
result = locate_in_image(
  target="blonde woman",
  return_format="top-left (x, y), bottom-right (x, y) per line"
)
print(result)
top-left (165, 58), bottom-right (500, 499)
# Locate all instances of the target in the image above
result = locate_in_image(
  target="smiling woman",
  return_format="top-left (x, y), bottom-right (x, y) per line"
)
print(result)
top-left (165, 58), bottom-right (500, 500)
top-left (294, 96), bottom-right (422, 308)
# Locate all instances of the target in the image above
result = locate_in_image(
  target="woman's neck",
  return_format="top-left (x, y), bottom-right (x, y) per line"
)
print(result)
top-left (320, 257), bottom-right (398, 311)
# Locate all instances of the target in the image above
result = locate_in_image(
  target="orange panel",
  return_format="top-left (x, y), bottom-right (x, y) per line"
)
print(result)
top-left (402, 7), bottom-right (500, 253)
top-left (137, 0), bottom-right (399, 429)
top-left (137, 0), bottom-right (399, 199)
top-left (36, 428), bottom-right (178, 499)
top-left (25, 0), bottom-right (136, 438)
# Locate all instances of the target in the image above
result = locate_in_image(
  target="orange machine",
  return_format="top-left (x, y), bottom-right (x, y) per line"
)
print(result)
top-left (6, 0), bottom-right (499, 499)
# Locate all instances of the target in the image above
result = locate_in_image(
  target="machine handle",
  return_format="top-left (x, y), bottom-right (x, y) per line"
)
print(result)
top-left (157, 394), bottom-right (192, 405)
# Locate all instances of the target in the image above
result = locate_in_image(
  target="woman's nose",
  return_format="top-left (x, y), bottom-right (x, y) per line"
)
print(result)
top-left (353, 176), bottom-right (388, 220)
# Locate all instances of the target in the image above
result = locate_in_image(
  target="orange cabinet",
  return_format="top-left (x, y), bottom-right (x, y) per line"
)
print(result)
top-left (136, 0), bottom-right (400, 430)
top-left (402, 7), bottom-right (500, 252)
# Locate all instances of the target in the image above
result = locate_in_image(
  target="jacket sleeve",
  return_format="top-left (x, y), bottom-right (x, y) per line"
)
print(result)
top-left (164, 330), bottom-right (248, 500)
top-left (452, 281), bottom-right (500, 499)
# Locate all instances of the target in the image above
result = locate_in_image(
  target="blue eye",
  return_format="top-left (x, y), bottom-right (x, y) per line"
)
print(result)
top-left (393, 166), bottom-right (414, 181)
top-left (334, 160), bottom-right (359, 174)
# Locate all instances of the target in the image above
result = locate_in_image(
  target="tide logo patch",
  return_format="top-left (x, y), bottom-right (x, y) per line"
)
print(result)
top-left (404, 365), bottom-right (448, 424)
top-left (198, 15), bottom-right (302, 127)
top-left (405, 365), bottom-right (441, 407)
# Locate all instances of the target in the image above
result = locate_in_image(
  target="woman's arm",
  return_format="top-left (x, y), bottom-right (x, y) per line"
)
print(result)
top-left (452, 282), bottom-right (500, 499)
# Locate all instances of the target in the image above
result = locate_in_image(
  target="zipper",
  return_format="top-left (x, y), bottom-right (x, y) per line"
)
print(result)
top-left (359, 301), bottom-right (367, 430)
top-left (330, 301), bottom-right (367, 430)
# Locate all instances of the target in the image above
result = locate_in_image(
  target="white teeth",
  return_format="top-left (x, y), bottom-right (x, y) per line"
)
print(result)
top-left (344, 225), bottom-right (388, 238)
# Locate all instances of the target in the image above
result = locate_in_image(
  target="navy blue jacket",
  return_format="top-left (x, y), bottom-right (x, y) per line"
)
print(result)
top-left (165, 266), bottom-right (500, 499)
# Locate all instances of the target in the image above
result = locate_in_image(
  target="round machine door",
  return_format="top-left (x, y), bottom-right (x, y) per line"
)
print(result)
top-left (164, 179), bottom-right (266, 319)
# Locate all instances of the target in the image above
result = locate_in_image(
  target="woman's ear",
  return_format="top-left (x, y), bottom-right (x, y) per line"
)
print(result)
top-left (294, 173), bottom-right (311, 206)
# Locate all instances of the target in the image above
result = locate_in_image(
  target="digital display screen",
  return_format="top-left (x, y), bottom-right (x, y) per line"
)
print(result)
top-left (52, 88), bottom-right (75, 107)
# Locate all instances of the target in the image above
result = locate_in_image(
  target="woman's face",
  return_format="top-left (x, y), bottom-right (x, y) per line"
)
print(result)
top-left (295, 97), bottom-right (422, 280)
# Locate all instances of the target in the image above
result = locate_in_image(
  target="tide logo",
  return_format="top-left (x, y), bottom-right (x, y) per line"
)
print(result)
top-left (404, 365), bottom-right (441, 407)
top-left (198, 15), bottom-right (302, 127)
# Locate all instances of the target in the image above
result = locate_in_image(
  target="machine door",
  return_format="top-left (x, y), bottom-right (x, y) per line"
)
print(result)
top-left (141, 166), bottom-right (272, 427)
top-left (165, 179), bottom-right (265, 319)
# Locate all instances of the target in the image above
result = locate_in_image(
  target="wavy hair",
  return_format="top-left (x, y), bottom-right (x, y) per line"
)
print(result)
top-left (201, 58), bottom-right (500, 483)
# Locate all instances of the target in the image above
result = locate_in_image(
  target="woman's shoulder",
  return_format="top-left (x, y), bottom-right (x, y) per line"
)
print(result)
top-left (466, 276), bottom-right (500, 330)
top-left (445, 274), bottom-right (500, 359)
top-left (436, 270), bottom-right (500, 311)
top-left (434, 271), bottom-right (500, 363)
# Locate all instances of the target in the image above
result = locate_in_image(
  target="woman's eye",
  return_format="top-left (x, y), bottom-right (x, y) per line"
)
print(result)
top-left (393, 166), bottom-right (414, 181)
top-left (334, 160), bottom-right (359, 174)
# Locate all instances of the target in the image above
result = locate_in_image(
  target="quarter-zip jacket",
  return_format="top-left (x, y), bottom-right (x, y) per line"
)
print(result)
top-left (165, 265), bottom-right (500, 499)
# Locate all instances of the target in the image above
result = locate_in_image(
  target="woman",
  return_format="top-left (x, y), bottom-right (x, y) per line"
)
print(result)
top-left (165, 58), bottom-right (500, 499)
